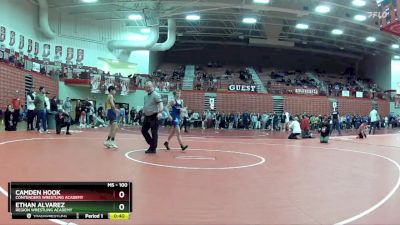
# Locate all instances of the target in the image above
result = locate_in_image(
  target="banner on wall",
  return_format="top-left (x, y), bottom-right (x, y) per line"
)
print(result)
top-left (32, 62), bottom-right (41, 72)
top-left (18, 35), bottom-right (24, 50)
top-left (356, 91), bottom-right (363, 98)
top-left (90, 74), bottom-right (101, 93)
top-left (120, 77), bottom-right (130, 96)
top-left (34, 42), bottom-right (39, 55)
top-left (66, 47), bottom-right (73, 60)
top-left (294, 88), bottom-right (319, 95)
top-left (104, 76), bottom-right (115, 94)
top-left (209, 97), bottom-right (215, 110)
top-left (27, 39), bottom-right (32, 53)
top-left (43, 44), bottom-right (50, 57)
top-left (0, 26), bottom-right (5, 42)
top-left (77, 49), bottom-right (84, 63)
top-left (55, 45), bottom-right (62, 61)
top-left (332, 101), bottom-right (338, 111)
top-left (342, 90), bottom-right (350, 97)
top-left (9, 31), bottom-right (15, 46)
top-left (395, 95), bottom-right (400, 108)
top-left (54, 45), bottom-right (62, 58)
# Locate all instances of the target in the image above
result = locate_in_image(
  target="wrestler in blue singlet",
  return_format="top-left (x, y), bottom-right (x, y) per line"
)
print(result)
top-left (171, 99), bottom-right (183, 127)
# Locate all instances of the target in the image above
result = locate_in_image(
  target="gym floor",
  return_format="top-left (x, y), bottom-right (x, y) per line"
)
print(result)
top-left (0, 127), bottom-right (399, 225)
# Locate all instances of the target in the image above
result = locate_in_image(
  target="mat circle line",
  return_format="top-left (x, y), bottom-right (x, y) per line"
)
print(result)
top-left (125, 148), bottom-right (266, 170)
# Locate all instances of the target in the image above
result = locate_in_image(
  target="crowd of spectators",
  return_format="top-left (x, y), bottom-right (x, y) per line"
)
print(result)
top-left (174, 110), bottom-right (391, 131)
top-left (262, 67), bottom-right (386, 99)
top-left (0, 49), bottom-right (182, 93)
top-left (0, 48), bottom-right (389, 100)
top-left (193, 64), bottom-right (255, 91)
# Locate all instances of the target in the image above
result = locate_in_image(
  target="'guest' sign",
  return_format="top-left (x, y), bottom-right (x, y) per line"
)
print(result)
top-left (228, 84), bottom-right (256, 92)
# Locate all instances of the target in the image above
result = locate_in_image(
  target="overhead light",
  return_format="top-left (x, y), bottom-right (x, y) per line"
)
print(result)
top-left (81, 0), bottom-right (97, 2)
top-left (140, 28), bottom-right (151, 34)
top-left (394, 55), bottom-right (400, 59)
top-left (366, 36), bottom-right (376, 42)
top-left (392, 44), bottom-right (400, 49)
top-left (112, 60), bottom-right (119, 63)
top-left (242, 17), bottom-right (257, 24)
top-left (315, 5), bottom-right (331, 13)
top-left (354, 14), bottom-right (367, 21)
top-left (295, 23), bottom-right (309, 29)
top-left (127, 33), bottom-right (147, 41)
top-left (253, 0), bottom-right (270, 4)
top-left (128, 65), bottom-right (135, 68)
top-left (128, 14), bottom-right (143, 20)
top-left (186, 14), bottom-right (200, 21)
top-left (352, 0), bottom-right (366, 7)
top-left (331, 29), bottom-right (343, 35)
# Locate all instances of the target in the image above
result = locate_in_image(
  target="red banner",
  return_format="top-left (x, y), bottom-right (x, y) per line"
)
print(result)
top-left (27, 39), bottom-right (32, 53)
top-left (34, 42), bottom-right (39, 55)
top-left (19, 35), bottom-right (24, 49)
top-left (9, 31), bottom-right (15, 46)
top-left (43, 44), bottom-right (50, 57)
top-left (395, 95), bottom-right (400, 108)
top-left (0, 26), bottom-right (5, 42)
top-left (66, 47), bottom-right (73, 60)
top-left (55, 45), bottom-right (62, 57)
top-left (77, 49), bottom-right (84, 62)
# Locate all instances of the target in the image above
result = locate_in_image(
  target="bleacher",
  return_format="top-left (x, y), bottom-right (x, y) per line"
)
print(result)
top-left (193, 65), bottom-right (254, 91)
top-left (151, 63), bottom-right (185, 91)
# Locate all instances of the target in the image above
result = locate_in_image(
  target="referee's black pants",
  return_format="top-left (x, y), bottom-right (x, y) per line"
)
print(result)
top-left (141, 114), bottom-right (159, 151)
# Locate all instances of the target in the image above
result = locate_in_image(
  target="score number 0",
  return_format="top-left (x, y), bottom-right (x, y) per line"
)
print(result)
top-left (118, 190), bottom-right (125, 210)
top-left (118, 182), bottom-right (128, 211)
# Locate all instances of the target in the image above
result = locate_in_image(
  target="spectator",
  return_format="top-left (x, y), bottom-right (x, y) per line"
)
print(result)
top-left (88, 102), bottom-right (95, 127)
top-left (50, 96), bottom-right (58, 112)
top-left (357, 120), bottom-right (367, 139)
top-left (130, 107), bottom-right (137, 125)
top-left (11, 94), bottom-right (21, 125)
top-left (120, 106), bottom-right (126, 126)
top-left (330, 110), bottom-right (341, 135)
top-left (369, 107), bottom-right (379, 135)
top-left (125, 106), bottom-right (129, 125)
top-left (44, 92), bottom-right (50, 112)
top-left (55, 109), bottom-right (71, 135)
top-left (0, 109), bottom-right (3, 125)
top-left (62, 97), bottom-right (72, 115)
top-left (301, 115), bottom-right (312, 138)
top-left (26, 89), bottom-right (36, 131)
top-left (34, 87), bottom-right (50, 134)
top-left (280, 112), bottom-right (286, 132)
top-left (4, 105), bottom-right (16, 131)
top-left (191, 111), bottom-right (200, 128)
top-left (319, 119), bottom-right (330, 143)
top-left (75, 100), bottom-right (82, 124)
top-left (288, 117), bottom-right (301, 139)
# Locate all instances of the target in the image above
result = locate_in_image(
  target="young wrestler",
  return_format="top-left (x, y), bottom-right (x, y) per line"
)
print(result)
top-left (164, 91), bottom-right (188, 151)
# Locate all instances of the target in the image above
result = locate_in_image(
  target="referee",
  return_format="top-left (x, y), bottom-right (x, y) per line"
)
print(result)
top-left (142, 81), bottom-right (163, 154)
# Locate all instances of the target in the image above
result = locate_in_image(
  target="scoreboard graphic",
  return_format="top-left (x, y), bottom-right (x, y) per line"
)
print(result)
top-left (8, 182), bottom-right (132, 220)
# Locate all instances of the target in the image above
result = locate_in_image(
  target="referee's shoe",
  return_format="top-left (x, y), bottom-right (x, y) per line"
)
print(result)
top-left (145, 148), bottom-right (156, 154)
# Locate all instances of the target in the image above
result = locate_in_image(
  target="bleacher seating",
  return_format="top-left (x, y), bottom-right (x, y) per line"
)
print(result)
top-left (0, 62), bottom-right (59, 109)
top-left (193, 65), bottom-right (255, 91)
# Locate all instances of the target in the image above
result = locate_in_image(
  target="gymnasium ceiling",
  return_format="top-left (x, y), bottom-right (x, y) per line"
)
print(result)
top-left (47, 0), bottom-right (399, 59)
